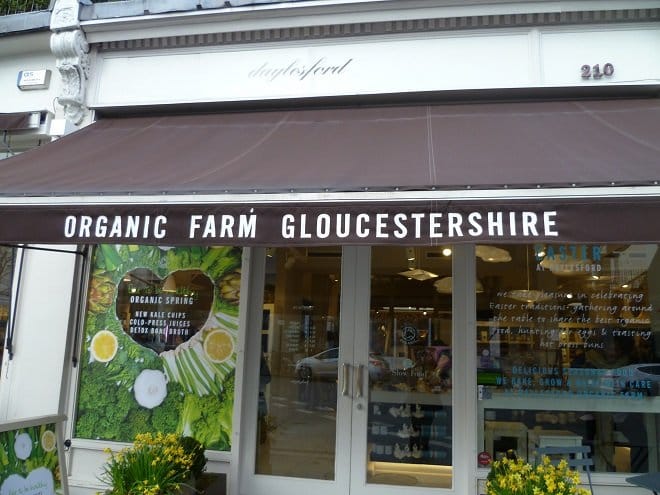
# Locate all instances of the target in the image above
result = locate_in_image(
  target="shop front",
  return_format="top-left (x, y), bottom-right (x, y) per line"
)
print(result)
top-left (0, 97), bottom-right (658, 495)
top-left (0, 2), bottom-right (660, 492)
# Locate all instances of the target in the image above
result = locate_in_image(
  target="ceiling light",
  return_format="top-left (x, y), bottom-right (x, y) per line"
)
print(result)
top-left (398, 268), bottom-right (438, 281)
top-left (433, 276), bottom-right (484, 294)
top-left (540, 254), bottom-right (592, 276)
top-left (476, 245), bottom-right (511, 263)
top-left (442, 248), bottom-right (452, 257)
top-left (510, 246), bottom-right (550, 303)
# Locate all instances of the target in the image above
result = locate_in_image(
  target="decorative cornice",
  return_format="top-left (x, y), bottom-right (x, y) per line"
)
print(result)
top-left (96, 8), bottom-right (660, 52)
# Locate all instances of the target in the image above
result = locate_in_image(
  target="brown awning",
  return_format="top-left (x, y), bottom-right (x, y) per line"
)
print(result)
top-left (0, 112), bottom-right (33, 132)
top-left (0, 98), bottom-right (658, 246)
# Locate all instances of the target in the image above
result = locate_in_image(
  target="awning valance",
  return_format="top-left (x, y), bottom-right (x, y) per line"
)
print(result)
top-left (0, 198), bottom-right (658, 246)
top-left (0, 98), bottom-right (658, 246)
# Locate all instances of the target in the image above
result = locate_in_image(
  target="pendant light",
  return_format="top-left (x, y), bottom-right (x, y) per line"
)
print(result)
top-left (509, 246), bottom-right (551, 304)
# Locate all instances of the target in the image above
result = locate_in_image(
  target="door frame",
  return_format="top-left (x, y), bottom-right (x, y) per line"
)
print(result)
top-left (237, 246), bottom-right (358, 495)
top-left (236, 245), bottom-right (478, 495)
top-left (348, 245), bottom-right (476, 495)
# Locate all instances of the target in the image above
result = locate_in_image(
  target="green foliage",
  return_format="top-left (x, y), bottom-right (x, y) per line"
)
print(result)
top-left (75, 342), bottom-right (185, 440)
top-left (100, 432), bottom-right (205, 495)
top-left (178, 374), bottom-right (234, 450)
top-left (75, 365), bottom-right (134, 440)
top-left (0, 0), bottom-right (50, 15)
top-left (119, 409), bottom-right (151, 441)
top-left (179, 436), bottom-right (207, 479)
top-left (151, 383), bottom-right (185, 433)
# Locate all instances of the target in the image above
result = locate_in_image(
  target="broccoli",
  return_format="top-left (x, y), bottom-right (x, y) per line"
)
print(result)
top-left (151, 383), bottom-right (185, 433)
top-left (76, 362), bottom-right (141, 441)
top-left (74, 413), bottom-right (97, 439)
top-left (119, 409), bottom-right (151, 440)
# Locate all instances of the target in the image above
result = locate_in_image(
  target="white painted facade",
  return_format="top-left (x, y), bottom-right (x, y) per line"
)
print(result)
top-left (90, 25), bottom-right (660, 107)
top-left (0, 22), bottom-right (76, 422)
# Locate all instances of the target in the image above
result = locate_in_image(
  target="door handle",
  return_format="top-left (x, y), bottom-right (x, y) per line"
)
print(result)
top-left (341, 363), bottom-right (350, 396)
top-left (355, 364), bottom-right (365, 399)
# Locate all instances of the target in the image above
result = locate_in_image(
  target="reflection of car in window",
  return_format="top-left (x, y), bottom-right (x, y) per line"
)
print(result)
top-left (368, 352), bottom-right (391, 380)
top-left (295, 348), bottom-right (338, 381)
top-left (294, 348), bottom-right (391, 381)
top-left (381, 356), bottom-right (415, 371)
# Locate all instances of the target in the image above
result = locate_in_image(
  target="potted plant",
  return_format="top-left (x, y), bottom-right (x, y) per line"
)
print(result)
top-left (100, 432), bottom-right (206, 495)
top-left (486, 454), bottom-right (590, 495)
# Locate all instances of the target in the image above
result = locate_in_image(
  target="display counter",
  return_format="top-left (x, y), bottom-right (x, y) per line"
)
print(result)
top-left (478, 393), bottom-right (660, 471)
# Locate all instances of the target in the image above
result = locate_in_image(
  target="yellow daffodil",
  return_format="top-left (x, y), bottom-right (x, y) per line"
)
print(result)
top-left (99, 432), bottom-right (205, 494)
top-left (486, 455), bottom-right (588, 495)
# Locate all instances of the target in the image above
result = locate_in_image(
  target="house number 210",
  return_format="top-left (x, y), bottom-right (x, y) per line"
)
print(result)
top-left (581, 63), bottom-right (614, 79)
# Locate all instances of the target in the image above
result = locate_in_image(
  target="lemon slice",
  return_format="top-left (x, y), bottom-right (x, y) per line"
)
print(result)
top-left (91, 330), bottom-right (118, 362)
top-left (203, 329), bottom-right (234, 363)
top-left (41, 430), bottom-right (56, 452)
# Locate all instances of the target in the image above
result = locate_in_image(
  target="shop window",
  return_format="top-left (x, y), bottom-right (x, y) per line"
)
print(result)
top-left (0, 246), bottom-right (15, 373)
top-left (74, 245), bottom-right (241, 449)
top-left (476, 244), bottom-right (660, 474)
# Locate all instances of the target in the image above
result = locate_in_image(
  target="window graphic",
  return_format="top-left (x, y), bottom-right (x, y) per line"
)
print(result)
top-left (75, 245), bottom-right (241, 450)
top-left (477, 244), bottom-right (660, 474)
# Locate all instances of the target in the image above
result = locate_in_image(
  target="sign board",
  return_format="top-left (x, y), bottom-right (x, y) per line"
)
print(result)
top-left (0, 415), bottom-right (68, 495)
top-left (16, 70), bottom-right (51, 91)
top-left (95, 27), bottom-right (660, 106)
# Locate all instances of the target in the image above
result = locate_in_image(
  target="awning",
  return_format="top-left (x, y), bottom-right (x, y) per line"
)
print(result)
top-left (0, 98), bottom-right (658, 246)
top-left (0, 113), bottom-right (34, 132)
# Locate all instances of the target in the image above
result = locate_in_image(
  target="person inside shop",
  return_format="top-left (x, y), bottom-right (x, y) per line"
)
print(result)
top-left (432, 348), bottom-right (452, 390)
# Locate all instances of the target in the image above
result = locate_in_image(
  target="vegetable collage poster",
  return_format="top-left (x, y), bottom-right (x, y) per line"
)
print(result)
top-left (0, 423), bottom-right (61, 495)
top-left (76, 245), bottom-right (241, 449)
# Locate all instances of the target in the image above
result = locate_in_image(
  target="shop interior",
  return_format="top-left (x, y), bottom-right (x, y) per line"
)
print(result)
top-left (476, 244), bottom-right (660, 474)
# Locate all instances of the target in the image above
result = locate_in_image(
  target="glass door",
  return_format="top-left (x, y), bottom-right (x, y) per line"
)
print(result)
top-left (241, 246), bottom-right (468, 495)
top-left (240, 246), bottom-right (354, 495)
top-left (348, 246), bottom-right (455, 494)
